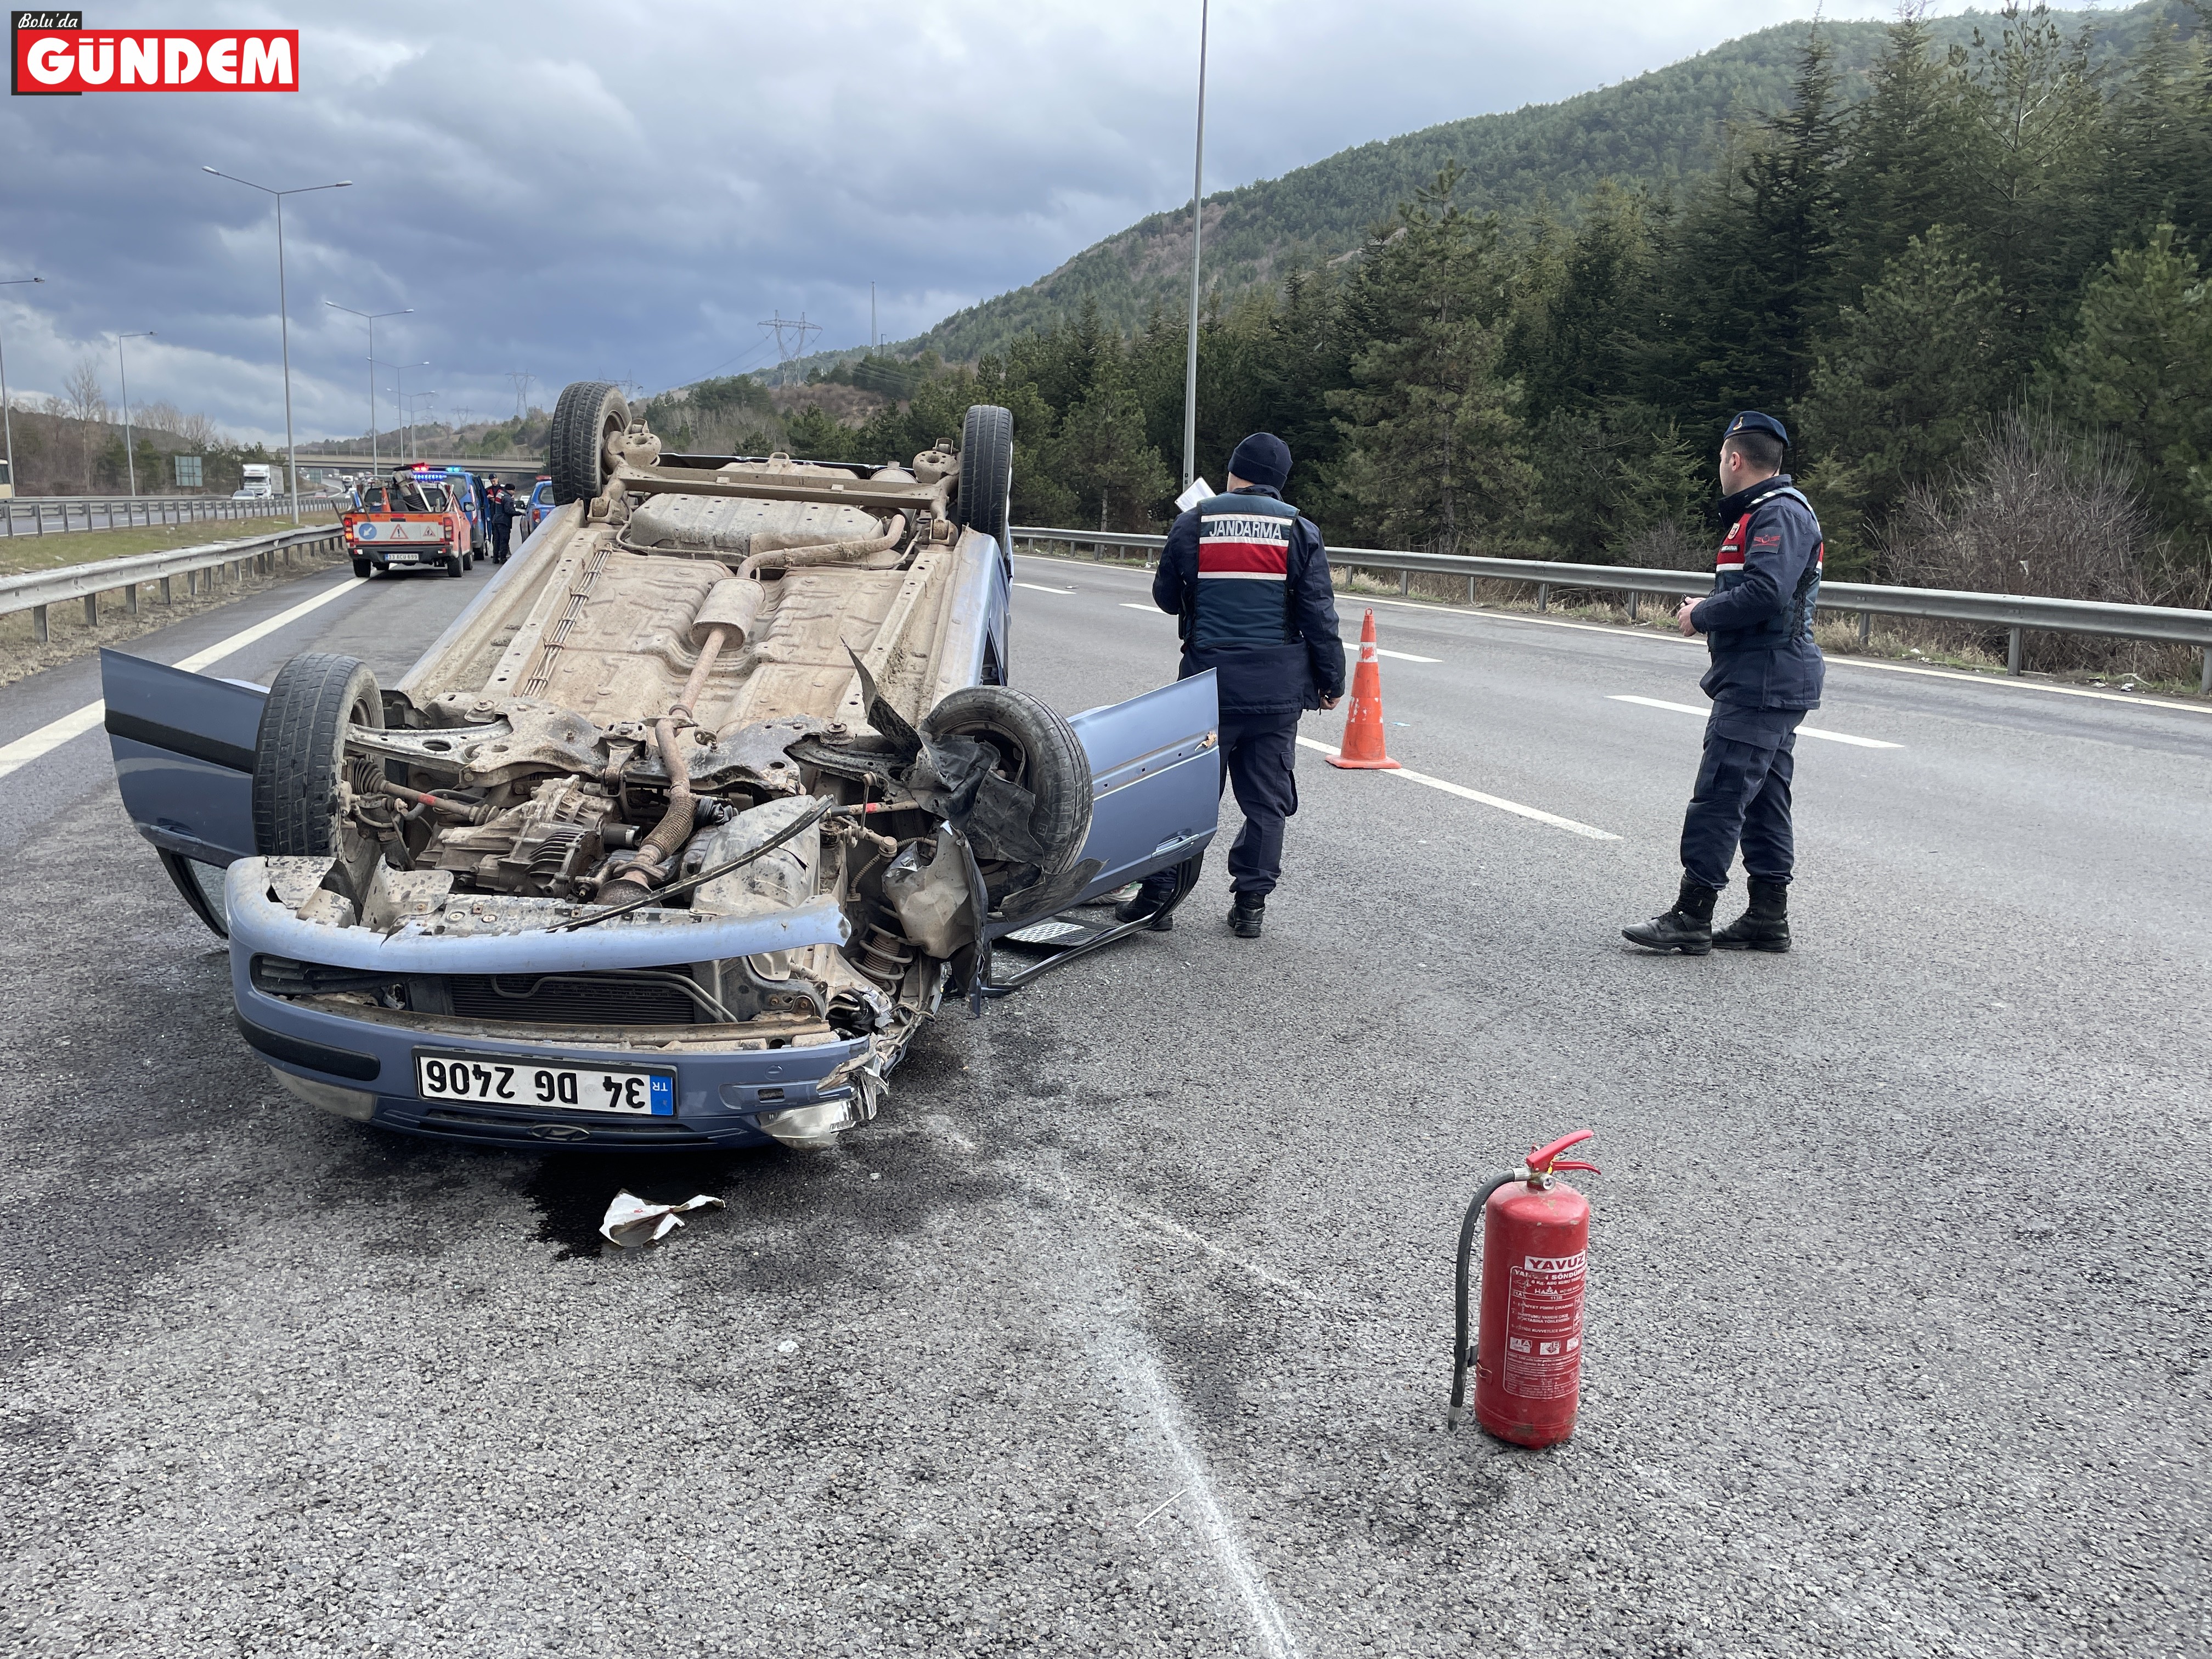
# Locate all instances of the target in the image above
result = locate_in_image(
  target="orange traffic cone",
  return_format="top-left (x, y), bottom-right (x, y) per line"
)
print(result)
top-left (1326, 609), bottom-right (1401, 770)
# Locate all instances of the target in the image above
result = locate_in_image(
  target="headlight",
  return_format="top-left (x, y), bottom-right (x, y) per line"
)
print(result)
top-left (753, 1095), bottom-right (859, 1149)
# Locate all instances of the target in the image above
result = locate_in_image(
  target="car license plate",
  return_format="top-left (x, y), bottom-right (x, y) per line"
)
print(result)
top-left (389, 551), bottom-right (419, 563)
top-left (413, 1051), bottom-right (675, 1115)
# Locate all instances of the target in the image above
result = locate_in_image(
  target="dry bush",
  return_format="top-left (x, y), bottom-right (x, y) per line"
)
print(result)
top-left (1881, 413), bottom-right (2207, 678)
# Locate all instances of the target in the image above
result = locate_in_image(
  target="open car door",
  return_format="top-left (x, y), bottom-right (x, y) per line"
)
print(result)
top-left (100, 648), bottom-right (266, 936)
top-left (970, 670), bottom-right (1219, 1003)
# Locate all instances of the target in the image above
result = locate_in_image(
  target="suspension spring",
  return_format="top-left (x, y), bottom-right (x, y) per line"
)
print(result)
top-left (852, 923), bottom-right (916, 988)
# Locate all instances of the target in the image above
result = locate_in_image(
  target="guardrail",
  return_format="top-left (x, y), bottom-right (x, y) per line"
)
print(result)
top-left (1012, 526), bottom-right (2212, 695)
top-left (0, 524), bottom-right (347, 644)
top-left (2, 493), bottom-right (342, 538)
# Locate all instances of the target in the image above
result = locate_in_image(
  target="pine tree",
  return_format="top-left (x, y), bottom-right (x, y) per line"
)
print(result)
top-left (1794, 228), bottom-right (2006, 560)
top-left (1329, 168), bottom-right (1536, 554)
top-left (2045, 223), bottom-right (2212, 540)
top-left (1954, 3), bottom-right (2102, 381)
top-left (1831, 9), bottom-right (1980, 308)
top-left (2078, 20), bottom-right (2212, 276)
top-left (1647, 30), bottom-right (1848, 421)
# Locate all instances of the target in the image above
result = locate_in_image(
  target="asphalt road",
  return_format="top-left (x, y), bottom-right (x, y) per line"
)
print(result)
top-left (1, 551), bottom-right (2206, 1658)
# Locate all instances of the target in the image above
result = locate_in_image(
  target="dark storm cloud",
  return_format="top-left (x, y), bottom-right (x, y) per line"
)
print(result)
top-left (0, 0), bottom-right (1907, 445)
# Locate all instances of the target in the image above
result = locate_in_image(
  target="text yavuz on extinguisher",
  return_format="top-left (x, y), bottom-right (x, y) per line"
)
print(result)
top-left (1448, 1130), bottom-right (1601, 1448)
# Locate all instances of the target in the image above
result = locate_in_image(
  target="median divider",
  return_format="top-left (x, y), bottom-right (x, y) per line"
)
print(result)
top-left (0, 524), bottom-right (348, 644)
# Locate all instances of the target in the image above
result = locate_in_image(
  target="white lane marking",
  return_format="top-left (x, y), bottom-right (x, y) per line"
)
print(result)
top-left (1609, 694), bottom-right (1905, 749)
top-left (1013, 581), bottom-right (1077, 594)
top-left (1121, 602), bottom-right (1166, 613)
top-left (1824, 653), bottom-right (2212, 715)
top-left (1295, 736), bottom-right (1620, 840)
top-left (0, 575), bottom-right (366, 781)
top-left (173, 575), bottom-right (366, 674)
top-left (0, 702), bottom-right (109, 782)
top-left (1372, 646), bottom-right (1438, 663)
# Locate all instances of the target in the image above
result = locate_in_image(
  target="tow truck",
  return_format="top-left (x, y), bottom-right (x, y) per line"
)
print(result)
top-left (342, 469), bottom-right (476, 579)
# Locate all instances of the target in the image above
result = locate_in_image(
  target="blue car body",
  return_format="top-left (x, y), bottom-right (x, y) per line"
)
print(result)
top-left (103, 420), bottom-right (1217, 1152)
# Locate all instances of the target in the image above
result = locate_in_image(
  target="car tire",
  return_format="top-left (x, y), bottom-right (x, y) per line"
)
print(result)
top-left (922, 685), bottom-right (1091, 877)
top-left (955, 404), bottom-right (1013, 548)
top-left (351, 557), bottom-right (372, 580)
top-left (252, 653), bottom-right (384, 858)
top-left (549, 381), bottom-right (629, 506)
top-left (445, 552), bottom-right (464, 577)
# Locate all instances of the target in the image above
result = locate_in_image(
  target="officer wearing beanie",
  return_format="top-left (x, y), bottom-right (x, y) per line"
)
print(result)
top-left (1118, 433), bottom-right (1346, 939)
top-left (1624, 411), bottom-right (1824, 955)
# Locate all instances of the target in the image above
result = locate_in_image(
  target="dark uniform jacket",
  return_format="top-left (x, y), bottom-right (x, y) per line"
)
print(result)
top-left (1691, 473), bottom-right (1826, 710)
top-left (1152, 486), bottom-right (1347, 715)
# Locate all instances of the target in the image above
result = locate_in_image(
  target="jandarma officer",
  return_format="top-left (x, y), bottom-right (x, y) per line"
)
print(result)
top-left (1118, 433), bottom-right (1346, 939)
top-left (1624, 411), bottom-right (1824, 956)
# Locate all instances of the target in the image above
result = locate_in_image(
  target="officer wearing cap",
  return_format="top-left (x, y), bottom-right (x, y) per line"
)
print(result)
top-left (1624, 411), bottom-right (1825, 955)
top-left (1118, 433), bottom-right (1346, 939)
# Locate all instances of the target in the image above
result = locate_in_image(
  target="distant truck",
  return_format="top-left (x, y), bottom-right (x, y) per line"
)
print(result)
top-left (233, 463), bottom-right (275, 500)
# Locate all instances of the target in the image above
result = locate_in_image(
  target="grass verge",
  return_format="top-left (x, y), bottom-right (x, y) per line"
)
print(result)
top-left (0, 510), bottom-right (337, 577)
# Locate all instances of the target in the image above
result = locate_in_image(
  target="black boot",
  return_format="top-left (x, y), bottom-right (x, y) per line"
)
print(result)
top-left (1228, 895), bottom-right (1265, 939)
top-left (1114, 885), bottom-right (1175, 932)
top-left (1622, 878), bottom-right (1717, 955)
top-left (1714, 878), bottom-right (1791, 952)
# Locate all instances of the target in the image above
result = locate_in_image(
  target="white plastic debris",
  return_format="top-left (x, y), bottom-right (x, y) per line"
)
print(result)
top-left (599, 1189), bottom-right (725, 1249)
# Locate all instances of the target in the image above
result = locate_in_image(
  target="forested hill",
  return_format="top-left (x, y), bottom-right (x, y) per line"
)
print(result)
top-left (894, 2), bottom-right (2186, 365)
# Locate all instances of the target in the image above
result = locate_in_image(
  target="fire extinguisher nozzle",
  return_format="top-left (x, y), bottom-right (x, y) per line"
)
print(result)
top-left (1447, 1406), bottom-right (1466, 1431)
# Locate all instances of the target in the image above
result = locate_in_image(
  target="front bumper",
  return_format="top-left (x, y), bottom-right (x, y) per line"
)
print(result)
top-left (225, 859), bottom-right (873, 1150)
top-left (234, 988), bottom-right (873, 1148)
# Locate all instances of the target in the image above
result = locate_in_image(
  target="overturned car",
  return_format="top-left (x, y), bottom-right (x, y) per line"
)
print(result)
top-left (105, 386), bottom-right (1219, 1149)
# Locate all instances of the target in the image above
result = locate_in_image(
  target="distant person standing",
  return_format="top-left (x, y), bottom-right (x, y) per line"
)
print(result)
top-left (1117, 433), bottom-right (1346, 939)
top-left (487, 483), bottom-right (515, 562)
top-left (1624, 412), bottom-right (1825, 955)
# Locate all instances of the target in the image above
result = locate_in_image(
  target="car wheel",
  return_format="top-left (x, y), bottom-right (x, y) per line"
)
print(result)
top-left (549, 381), bottom-right (629, 506)
top-left (955, 404), bottom-right (1013, 549)
top-left (252, 653), bottom-right (384, 859)
top-left (922, 685), bottom-right (1092, 877)
top-left (351, 557), bottom-right (372, 580)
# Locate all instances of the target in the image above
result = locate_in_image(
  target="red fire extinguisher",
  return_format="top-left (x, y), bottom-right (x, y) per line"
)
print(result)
top-left (1448, 1129), bottom-right (1601, 1447)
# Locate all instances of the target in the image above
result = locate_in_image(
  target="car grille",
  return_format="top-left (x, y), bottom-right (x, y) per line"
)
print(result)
top-left (415, 1104), bottom-right (703, 1144)
top-left (255, 956), bottom-right (712, 1028)
top-left (441, 973), bottom-right (701, 1027)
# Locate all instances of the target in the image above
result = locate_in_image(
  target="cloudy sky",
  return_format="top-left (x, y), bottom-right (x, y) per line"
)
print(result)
top-left (2, 0), bottom-right (1967, 449)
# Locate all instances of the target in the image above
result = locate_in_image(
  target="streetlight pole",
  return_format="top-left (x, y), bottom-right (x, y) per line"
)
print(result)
top-left (1181, 0), bottom-right (1210, 492)
top-left (0, 275), bottom-right (44, 500)
top-left (115, 330), bottom-right (155, 496)
top-left (325, 302), bottom-right (411, 477)
top-left (204, 168), bottom-right (351, 523)
top-left (374, 360), bottom-right (431, 461)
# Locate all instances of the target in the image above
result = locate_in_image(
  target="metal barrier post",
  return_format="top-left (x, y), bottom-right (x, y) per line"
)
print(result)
top-left (83, 594), bottom-right (97, 625)
top-left (2007, 627), bottom-right (2023, 676)
top-left (1860, 611), bottom-right (1872, 644)
top-left (1537, 583), bottom-right (1548, 613)
top-left (2202, 648), bottom-right (2210, 696)
top-left (126, 582), bottom-right (138, 616)
top-left (160, 575), bottom-right (172, 605)
top-left (1628, 591), bottom-right (1640, 622)
top-left (1399, 571), bottom-right (1409, 596)
top-left (31, 605), bottom-right (46, 642)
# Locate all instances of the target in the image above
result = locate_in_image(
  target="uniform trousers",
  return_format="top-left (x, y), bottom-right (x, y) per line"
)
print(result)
top-left (1140, 708), bottom-right (1304, 902)
top-left (1680, 703), bottom-right (1803, 890)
